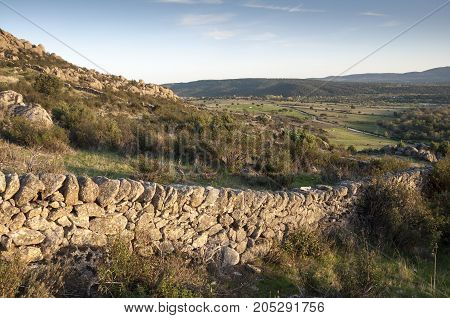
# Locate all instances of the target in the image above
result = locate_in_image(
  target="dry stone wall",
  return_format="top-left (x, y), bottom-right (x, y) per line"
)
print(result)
top-left (0, 168), bottom-right (430, 266)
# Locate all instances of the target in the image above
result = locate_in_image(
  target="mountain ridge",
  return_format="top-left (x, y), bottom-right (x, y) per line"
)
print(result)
top-left (321, 66), bottom-right (450, 84)
top-left (165, 68), bottom-right (450, 98)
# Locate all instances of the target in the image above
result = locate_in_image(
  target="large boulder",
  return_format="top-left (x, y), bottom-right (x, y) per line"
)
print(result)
top-left (8, 103), bottom-right (53, 128)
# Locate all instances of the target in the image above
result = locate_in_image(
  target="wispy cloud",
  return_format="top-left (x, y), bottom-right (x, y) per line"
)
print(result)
top-left (359, 11), bottom-right (387, 17)
top-left (243, 1), bottom-right (324, 13)
top-left (180, 13), bottom-right (233, 26)
top-left (157, 0), bottom-right (223, 4)
top-left (205, 29), bottom-right (236, 40)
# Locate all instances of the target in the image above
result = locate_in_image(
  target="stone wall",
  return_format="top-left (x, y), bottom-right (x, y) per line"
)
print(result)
top-left (0, 168), bottom-right (430, 266)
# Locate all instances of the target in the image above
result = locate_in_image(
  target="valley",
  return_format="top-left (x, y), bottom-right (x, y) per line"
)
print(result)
top-left (0, 27), bottom-right (449, 299)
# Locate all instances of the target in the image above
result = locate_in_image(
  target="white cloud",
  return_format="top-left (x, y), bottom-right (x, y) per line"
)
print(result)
top-left (157, 0), bottom-right (223, 4)
top-left (180, 13), bottom-right (233, 25)
top-left (243, 1), bottom-right (324, 13)
top-left (359, 11), bottom-right (387, 17)
top-left (205, 29), bottom-right (235, 40)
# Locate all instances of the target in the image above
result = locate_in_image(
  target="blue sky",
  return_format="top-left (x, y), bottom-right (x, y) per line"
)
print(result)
top-left (1, 0), bottom-right (449, 83)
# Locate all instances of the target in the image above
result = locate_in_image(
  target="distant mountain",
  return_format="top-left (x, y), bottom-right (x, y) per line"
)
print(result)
top-left (322, 67), bottom-right (450, 84)
top-left (165, 73), bottom-right (450, 98)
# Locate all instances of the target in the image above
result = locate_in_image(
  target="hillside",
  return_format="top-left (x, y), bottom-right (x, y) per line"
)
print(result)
top-left (323, 67), bottom-right (450, 84)
top-left (0, 28), bottom-right (178, 101)
top-left (0, 27), bottom-right (449, 301)
top-left (165, 77), bottom-right (450, 98)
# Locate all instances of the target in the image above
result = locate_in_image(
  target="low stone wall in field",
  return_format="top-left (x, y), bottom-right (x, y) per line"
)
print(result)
top-left (0, 168), bottom-right (430, 265)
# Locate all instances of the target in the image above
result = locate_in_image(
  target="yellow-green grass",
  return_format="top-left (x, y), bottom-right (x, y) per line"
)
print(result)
top-left (64, 151), bottom-right (137, 179)
top-left (200, 99), bottom-right (309, 121)
top-left (326, 127), bottom-right (397, 150)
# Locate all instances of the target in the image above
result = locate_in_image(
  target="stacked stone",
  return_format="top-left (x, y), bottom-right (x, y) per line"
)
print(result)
top-left (0, 168), bottom-right (430, 265)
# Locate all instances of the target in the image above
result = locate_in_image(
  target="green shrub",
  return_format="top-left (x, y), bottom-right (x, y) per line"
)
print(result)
top-left (361, 179), bottom-right (438, 253)
top-left (298, 237), bottom-right (388, 297)
top-left (1, 117), bottom-right (69, 152)
top-left (155, 274), bottom-right (197, 298)
top-left (335, 246), bottom-right (387, 297)
top-left (97, 239), bottom-right (153, 297)
top-left (134, 155), bottom-right (177, 184)
top-left (283, 229), bottom-right (325, 259)
top-left (33, 74), bottom-right (62, 96)
top-left (428, 157), bottom-right (450, 244)
top-left (0, 257), bottom-right (68, 298)
top-left (347, 145), bottom-right (357, 154)
top-left (437, 141), bottom-right (450, 157)
top-left (53, 104), bottom-right (135, 151)
top-left (97, 239), bottom-right (209, 298)
top-left (0, 257), bottom-right (27, 298)
top-left (366, 156), bottom-right (411, 177)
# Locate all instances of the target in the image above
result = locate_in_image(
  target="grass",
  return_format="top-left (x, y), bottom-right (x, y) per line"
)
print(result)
top-left (290, 173), bottom-right (322, 188)
top-left (0, 139), bottom-right (65, 174)
top-left (195, 98), bottom-right (404, 150)
top-left (198, 99), bottom-right (309, 121)
top-left (64, 151), bottom-right (137, 179)
top-left (249, 232), bottom-right (449, 298)
top-left (326, 127), bottom-right (397, 150)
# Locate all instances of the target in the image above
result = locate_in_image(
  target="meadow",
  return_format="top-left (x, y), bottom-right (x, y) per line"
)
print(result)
top-left (192, 97), bottom-right (426, 150)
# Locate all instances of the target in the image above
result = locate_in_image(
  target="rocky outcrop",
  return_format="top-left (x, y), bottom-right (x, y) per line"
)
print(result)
top-left (0, 90), bottom-right (53, 127)
top-left (0, 90), bottom-right (23, 110)
top-left (0, 29), bottom-right (46, 58)
top-left (7, 103), bottom-right (54, 128)
top-left (1, 28), bottom-right (179, 101)
top-left (363, 144), bottom-right (438, 163)
top-left (0, 168), bottom-right (430, 264)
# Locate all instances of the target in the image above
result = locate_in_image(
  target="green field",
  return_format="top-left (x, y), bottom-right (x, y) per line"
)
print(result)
top-left (195, 99), bottom-right (309, 121)
top-left (194, 98), bottom-right (415, 150)
top-left (325, 127), bottom-right (397, 150)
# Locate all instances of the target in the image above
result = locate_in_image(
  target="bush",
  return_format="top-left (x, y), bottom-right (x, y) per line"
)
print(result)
top-left (0, 257), bottom-right (27, 298)
top-left (334, 245), bottom-right (387, 297)
top-left (97, 239), bottom-right (209, 298)
top-left (0, 257), bottom-right (68, 298)
top-left (365, 156), bottom-right (411, 177)
top-left (428, 157), bottom-right (450, 244)
top-left (97, 239), bottom-right (154, 297)
top-left (1, 117), bottom-right (69, 152)
top-left (53, 104), bottom-right (135, 152)
top-left (134, 155), bottom-right (177, 184)
top-left (347, 145), bottom-right (357, 154)
top-left (361, 179), bottom-right (439, 253)
top-left (33, 74), bottom-right (62, 96)
top-left (283, 229), bottom-right (325, 259)
top-left (437, 141), bottom-right (449, 157)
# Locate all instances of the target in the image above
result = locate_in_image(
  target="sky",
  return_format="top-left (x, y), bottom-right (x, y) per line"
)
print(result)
top-left (0, 0), bottom-right (449, 84)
